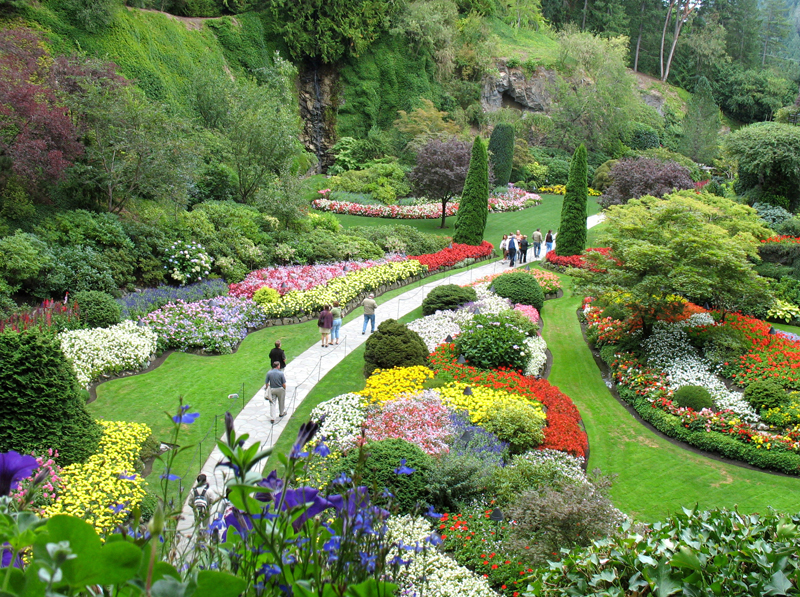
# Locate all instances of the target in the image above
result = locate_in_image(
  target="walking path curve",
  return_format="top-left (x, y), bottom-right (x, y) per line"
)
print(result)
top-left (175, 214), bottom-right (606, 539)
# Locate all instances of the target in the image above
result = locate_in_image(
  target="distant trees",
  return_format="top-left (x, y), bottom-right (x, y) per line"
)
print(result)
top-left (488, 124), bottom-right (515, 188)
top-left (679, 77), bottom-right (719, 164)
top-left (557, 144), bottom-right (588, 257)
top-left (409, 138), bottom-right (472, 229)
top-left (453, 136), bottom-right (489, 246)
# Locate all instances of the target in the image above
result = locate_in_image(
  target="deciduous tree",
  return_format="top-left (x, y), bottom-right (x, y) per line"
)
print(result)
top-left (408, 138), bottom-right (471, 229)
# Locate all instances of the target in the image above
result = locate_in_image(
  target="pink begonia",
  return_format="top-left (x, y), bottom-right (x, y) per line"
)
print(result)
top-left (365, 392), bottom-right (453, 455)
top-left (514, 304), bottom-right (540, 324)
top-left (229, 257), bottom-right (404, 299)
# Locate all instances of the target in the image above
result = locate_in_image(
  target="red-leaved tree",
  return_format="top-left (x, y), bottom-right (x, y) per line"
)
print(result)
top-left (408, 137), bottom-right (471, 229)
top-left (599, 157), bottom-right (694, 208)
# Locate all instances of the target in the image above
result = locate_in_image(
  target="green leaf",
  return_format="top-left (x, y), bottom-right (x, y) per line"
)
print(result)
top-left (345, 579), bottom-right (397, 597)
top-left (190, 571), bottom-right (246, 597)
top-left (652, 560), bottom-right (682, 597)
top-left (764, 570), bottom-right (793, 595)
top-left (151, 577), bottom-right (186, 597)
top-left (670, 546), bottom-right (703, 571)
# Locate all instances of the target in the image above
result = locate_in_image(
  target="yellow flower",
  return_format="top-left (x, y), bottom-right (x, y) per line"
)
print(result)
top-left (438, 382), bottom-right (544, 423)
top-left (359, 366), bottom-right (434, 404)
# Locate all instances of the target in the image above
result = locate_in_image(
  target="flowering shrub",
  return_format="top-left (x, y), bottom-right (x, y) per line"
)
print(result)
top-left (544, 247), bottom-right (612, 272)
top-left (309, 393), bottom-right (367, 452)
top-left (471, 269), bottom-right (561, 295)
top-left (365, 392), bottom-right (454, 455)
top-left (761, 235), bottom-right (800, 245)
top-left (46, 420), bottom-right (151, 535)
top-left (0, 299), bottom-right (80, 333)
top-left (514, 304), bottom-right (540, 324)
top-left (116, 279), bottom-right (228, 320)
top-left (359, 366), bottom-right (435, 404)
top-left (524, 335), bottom-right (547, 377)
top-left (410, 241), bottom-right (493, 272)
top-left (455, 312), bottom-right (533, 371)
top-left (141, 297), bottom-right (269, 354)
top-left (59, 320), bottom-right (159, 388)
top-left (165, 241), bottom-right (213, 285)
top-left (408, 308), bottom-right (476, 352)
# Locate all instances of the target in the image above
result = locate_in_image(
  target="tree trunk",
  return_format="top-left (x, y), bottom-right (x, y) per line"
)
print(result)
top-left (581, 0), bottom-right (589, 31)
top-left (762, 21), bottom-right (770, 66)
top-left (634, 0), bottom-right (645, 72)
top-left (659, 0), bottom-right (676, 80)
top-left (662, 0), bottom-right (693, 83)
top-left (440, 198), bottom-right (449, 229)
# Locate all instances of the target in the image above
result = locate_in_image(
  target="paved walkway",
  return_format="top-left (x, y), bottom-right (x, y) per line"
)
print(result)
top-left (176, 213), bottom-right (606, 539)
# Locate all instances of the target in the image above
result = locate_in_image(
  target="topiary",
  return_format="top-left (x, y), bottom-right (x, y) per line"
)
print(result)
top-left (488, 123), bottom-right (515, 187)
top-left (71, 290), bottom-right (121, 329)
top-left (482, 400), bottom-right (546, 454)
top-left (421, 284), bottom-right (478, 315)
top-left (673, 385), bottom-right (714, 411)
top-left (0, 329), bottom-right (102, 465)
top-left (744, 380), bottom-right (789, 411)
top-left (492, 272), bottom-right (544, 309)
top-left (328, 439), bottom-right (433, 513)
top-left (363, 319), bottom-right (429, 377)
top-left (592, 159), bottom-right (618, 191)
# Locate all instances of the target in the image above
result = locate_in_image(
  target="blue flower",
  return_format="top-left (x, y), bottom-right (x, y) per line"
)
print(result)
top-left (290, 420), bottom-right (321, 459)
top-left (394, 459), bottom-right (415, 475)
top-left (172, 405), bottom-right (200, 424)
top-left (160, 472), bottom-right (181, 481)
top-left (109, 503), bottom-right (127, 514)
top-left (0, 450), bottom-right (38, 496)
top-left (425, 505), bottom-right (442, 519)
top-left (313, 441), bottom-right (331, 458)
top-left (118, 473), bottom-right (137, 481)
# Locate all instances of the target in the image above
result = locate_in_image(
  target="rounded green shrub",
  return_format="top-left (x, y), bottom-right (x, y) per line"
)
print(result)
top-left (363, 319), bottom-right (429, 377)
top-left (673, 385), bottom-right (714, 411)
top-left (455, 311), bottom-right (531, 371)
top-left (482, 400), bottom-right (545, 455)
top-left (492, 272), bottom-right (544, 309)
top-left (744, 380), bottom-right (789, 411)
top-left (72, 290), bottom-right (121, 329)
top-left (421, 284), bottom-right (477, 316)
top-left (329, 439), bottom-right (433, 513)
top-left (628, 123), bottom-right (660, 150)
top-left (253, 286), bottom-right (281, 307)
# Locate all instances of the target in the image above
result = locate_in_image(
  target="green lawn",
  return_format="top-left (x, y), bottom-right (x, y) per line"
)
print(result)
top-left (90, 259), bottom-right (495, 496)
top-left (332, 194), bottom-right (601, 247)
top-left (540, 270), bottom-right (800, 521)
top-left (772, 321), bottom-right (800, 335)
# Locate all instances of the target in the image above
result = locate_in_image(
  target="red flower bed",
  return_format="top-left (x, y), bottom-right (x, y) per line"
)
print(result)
top-left (429, 344), bottom-right (588, 459)
top-left (0, 299), bottom-right (80, 333)
top-left (544, 247), bottom-right (612, 272)
top-left (409, 241), bottom-right (494, 272)
top-left (761, 236), bottom-right (800, 245)
top-left (719, 312), bottom-right (800, 389)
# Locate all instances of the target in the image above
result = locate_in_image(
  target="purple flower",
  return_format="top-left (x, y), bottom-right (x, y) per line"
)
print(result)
top-left (172, 404), bottom-right (200, 424)
top-left (289, 420), bottom-right (321, 459)
top-left (160, 472), bottom-right (181, 481)
top-left (118, 473), bottom-right (137, 481)
top-left (394, 459), bottom-right (415, 475)
top-left (0, 451), bottom-right (38, 496)
top-left (278, 487), bottom-right (334, 531)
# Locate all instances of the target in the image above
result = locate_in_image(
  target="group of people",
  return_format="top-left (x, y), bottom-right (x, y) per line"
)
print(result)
top-left (500, 228), bottom-right (555, 266)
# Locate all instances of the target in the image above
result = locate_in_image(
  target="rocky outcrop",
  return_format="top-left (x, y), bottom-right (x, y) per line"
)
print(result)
top-left (297, 61), bottom-right (339, 172)
top-left (481, 64), bottom-right (557, 113)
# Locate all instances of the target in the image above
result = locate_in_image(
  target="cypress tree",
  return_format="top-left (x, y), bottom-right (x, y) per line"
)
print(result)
top-left (556, 144), bottom-right (588, 257)
top-left (679, 77), bottom-right (720, 164)
top-left (453, 136), bottom-right (489, 246)
top-left (0, 330), bottom-right (102, 465)
top-left (488, 123), bottom-right (515, 187)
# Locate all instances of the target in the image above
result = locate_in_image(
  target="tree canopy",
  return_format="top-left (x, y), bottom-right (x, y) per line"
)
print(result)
top-left (409, 137), bottom-right (471, 229)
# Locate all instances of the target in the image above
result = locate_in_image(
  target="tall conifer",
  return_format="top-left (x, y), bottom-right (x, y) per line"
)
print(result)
top-left (556, 144), bottom-right (588, 257)
top-left (453, 136), bottom-right (489, 246)
top-left (488, 123), bottom-right (514, 187)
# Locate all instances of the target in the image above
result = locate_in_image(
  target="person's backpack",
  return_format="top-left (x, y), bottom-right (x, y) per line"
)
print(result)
top-left (193, 484), bottom-right (209, 514)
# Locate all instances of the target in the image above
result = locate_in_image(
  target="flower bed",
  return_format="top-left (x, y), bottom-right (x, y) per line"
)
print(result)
top-left (410, 241), bottom-right (494, 272)
top-left (311, 187), bottom-right (541, 219)
top-left (46, 420), bottom-right (151, 535)
top-left (365, 392), bottom-right (454, 455)
top-left (537, 184), bottom-right (602, 196)
top-left (59, 320), bottom-right (159, 388)
top-left (761, 235), bottom-right (800, 245)
top-left (141, 296), bottom-right (269, 354)
top-left (544, 247), bottom-right (612, 272)
top-left (117, 279), bottom-right (229, 320)
top-left (470, 269), bottom-right (561, 295)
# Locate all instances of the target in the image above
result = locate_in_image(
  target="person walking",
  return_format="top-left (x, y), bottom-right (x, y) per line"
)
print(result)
top-left (507, 233), bottom-right (517, 267)
top-left (265, 360), bottom-right (287, 424)
top-left (268, 340), bottom-right (286, 370)
top-left (544, 230), bottom-right (554, 256)
top-left (318, 305), bottom-right (334, 347)
top-left (532, 228), bottom-right (543, 259)
top-left (519, 235), bottom-right (529, 263)
top-left (500, 234), bottom-right (509, 261)
top-left (362, 293), bottom-right (378, 335)
top-left (330, 300), bottom-right (343, 345)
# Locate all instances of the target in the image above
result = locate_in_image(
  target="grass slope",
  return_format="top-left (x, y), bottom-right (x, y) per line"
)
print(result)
top-left (332, 195), bottom-right (601, 246)
top-left (541, 270), bottom-right (800, 521)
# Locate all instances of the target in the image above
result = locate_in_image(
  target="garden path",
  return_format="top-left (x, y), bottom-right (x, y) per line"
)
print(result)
top-left (174, 214), bottom-right (606, 542)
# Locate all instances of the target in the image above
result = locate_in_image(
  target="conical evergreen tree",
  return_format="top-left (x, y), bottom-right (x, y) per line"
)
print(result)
top-left (679, 77), bottom-right (720, 164)
top-left (488, 123), bottom-right (515, 187)
top-left (556, 144), bottom-right (588, 257)
top-left (453, 136), bottom-right (489, 246)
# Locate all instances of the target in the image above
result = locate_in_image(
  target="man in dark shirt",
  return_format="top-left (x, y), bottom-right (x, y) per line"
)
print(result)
top-left (269, 340), bottom-right (286, 369)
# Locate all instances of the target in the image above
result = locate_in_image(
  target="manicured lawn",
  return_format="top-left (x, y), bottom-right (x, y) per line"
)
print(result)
top-left (331, 195), bottom-right (601, 247)
top-left (90, 260), bottom-right (494, 496)
top-left (772, 321), bottom-right (800, 335)
top-left (540, 270), bottom-right (800, 521)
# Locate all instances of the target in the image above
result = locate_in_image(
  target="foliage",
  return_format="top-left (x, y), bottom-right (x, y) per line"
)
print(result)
top-left (487, 124), bottom-right (515, 187)
top-left (726, 122), bottom-right (800, 211)
top-left (492, 272), bottom-right (544, 310)
top-left (527, 507), bottom-right (800, 596)
top-left (557, 144), bottom-right (588, 257)
top-left (363, 319), bottom-right (429, 377)
top-left (490, 449), bottom-right (587, 507)
top-left (634, 147), bottom-right (703, 181)
top-left (453, 136), bottom-right (489, 246)
top-left (329, 438), bottom-right (433, 513)
top-left (56, 0), bottom-right (117, 32)
top-left (165, 241), bottom-right (213, 285)
top-left (394, 98), bottom-right (462, 152)
top-left (348, 225), bottom-right (451, 255)
top-left (422, 284), bottom-right (478, 316)
top-left (70, 290), bottom-right (120, 329)
top-left (0, 231), bottom-right (51, 296)
top-left (329, 162), bottom-right (411, 204)
top-left (426, 451), bottom-right (492, 511)
top-left (599, 158), bottom-right (694, 208)
top-left (753, 202), bottom-right (794, 229)
top-left (0, 330), bottom-right (101, 465)
top-left (672, 385), bottom-right (714, 411)
top-left (409, 137), bottom-right (471, 228)
top-left (627, 122), bottom-right (660, 150)
top-left (591, 159), bottom-right (617, 191)
top-left (482, 400), bottom-right (545, 454)
top-left (711, 65), bottom-right (795, 124)
top-left (252, 286), bottom-right (281, 308)
top-left (455, 311), bottom-right (533, 371)
top-left (744, 379), bottom-right (789, 411)
top-left (679, 76), bottom-right (720, 164)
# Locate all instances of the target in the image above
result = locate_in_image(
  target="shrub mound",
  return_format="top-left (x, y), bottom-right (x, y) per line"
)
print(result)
top-left (455, 312), bottom-right (532, 371)
top-left (363, 319), bottom-right (429, 377)
top-left (492, 271), bottom-right (544, 309)
top-left (72, 290), bottom-right (121, 329)
top-left (421, 284), bottom-right (477, 316)
top-left (673, 385), bottom-right (714, 411)
top-left (744, 380), bottom-right (788, 411)
top-left (329, 438), bottom-right (433, 513)
top-left (482, 400), bottom-right (545, 454)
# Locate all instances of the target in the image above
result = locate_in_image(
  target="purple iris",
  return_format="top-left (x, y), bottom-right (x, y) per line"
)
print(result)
top-left (0, 451), bottom-right (38, 496)
top-left (394, 459), bottom-right (415, 475)
top-left (172, 405), bottom-right (200, 424)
